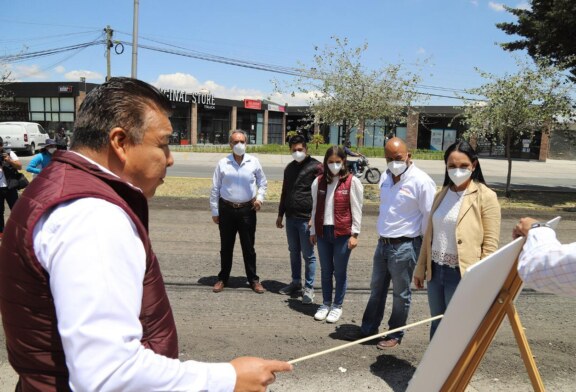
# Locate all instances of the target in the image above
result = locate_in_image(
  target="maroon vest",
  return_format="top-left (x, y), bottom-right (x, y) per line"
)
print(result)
top-left (0, 151), bottom-right (178, 391)
top-left (314, 174), bottom-right (353, 238)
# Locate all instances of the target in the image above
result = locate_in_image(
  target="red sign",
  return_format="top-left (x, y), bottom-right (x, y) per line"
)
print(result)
top-left (244, 99), bottom-right (262, 110)
top-left (58, 86), bottom-right (73, 93)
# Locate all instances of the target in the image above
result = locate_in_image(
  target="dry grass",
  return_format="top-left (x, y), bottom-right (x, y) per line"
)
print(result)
top-left (156, 178), bottom-right (576, 210)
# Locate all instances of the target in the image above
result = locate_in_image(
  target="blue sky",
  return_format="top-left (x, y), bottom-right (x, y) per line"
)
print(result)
top-left (1, 0), bottom-right (531, 105)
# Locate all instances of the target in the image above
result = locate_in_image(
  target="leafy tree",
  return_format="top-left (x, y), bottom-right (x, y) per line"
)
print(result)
top-left (275, 37), bottom-right (421, 147)
top-left (310, 133), bottom-right (325, 150)
top-left (497, 0), bottom-right (576, 81)
top-left (462, 60), bottom-right (574, 197)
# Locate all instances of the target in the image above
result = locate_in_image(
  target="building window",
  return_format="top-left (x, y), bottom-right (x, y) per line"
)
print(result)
top-left (30, 97), bottom-right (44, 112)
top-left (31, 112), bottom-right (44, 121)
top-left (60, 97), bottom-right (74, 112)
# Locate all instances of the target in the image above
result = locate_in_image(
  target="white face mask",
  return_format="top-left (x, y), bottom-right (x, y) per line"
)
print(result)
top-left (232, 142), bottom-right (246, 156)
top-left (47, 147), bottom-right (57, 154)
top-left (291, 150), bottom-right (306, 162)
top-left (328, 162), bottom-right (342, 175)
top-left (387, 160), bottom-right (407, 177)
top-left (448, 168), bottom-right (472, 187)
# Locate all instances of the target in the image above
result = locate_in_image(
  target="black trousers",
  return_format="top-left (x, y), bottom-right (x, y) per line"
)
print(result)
top-left (0, 187), bottom-right (18, 233)
top-left (218, 200), bottom-right (259, 284)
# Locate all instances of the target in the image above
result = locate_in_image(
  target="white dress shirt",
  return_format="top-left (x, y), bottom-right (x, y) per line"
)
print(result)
top-left (33, 154), bottom-right (236, 391)
top-left (518, 227), bottom-right (576, 297)
top-left (0, 151), bottom-right (20, 188)
top-left (309, 175), bottom-right (363, 236)
top-left (210, 153), bottom-right (267, 216)
top-left (377, 163), bottom-right (436, 238)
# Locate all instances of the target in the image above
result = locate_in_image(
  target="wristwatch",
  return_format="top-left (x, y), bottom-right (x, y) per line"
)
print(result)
top-left (530, 222), bottom-right (551, 230)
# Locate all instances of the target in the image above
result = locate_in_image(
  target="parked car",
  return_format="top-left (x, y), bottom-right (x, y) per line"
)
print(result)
top-left (0, 122), bottom-right (49, 155)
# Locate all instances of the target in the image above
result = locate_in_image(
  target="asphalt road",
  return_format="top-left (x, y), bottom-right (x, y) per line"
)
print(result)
top-left (2, 202), bottom-right (574, 391)
top-left (17, 151), bottom-right (576, 191)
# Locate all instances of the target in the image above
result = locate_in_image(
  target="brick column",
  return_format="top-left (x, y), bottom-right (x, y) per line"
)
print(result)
top-left (282, 112), bottom-right (287, 145)
top-left (406, 110), bottom-right (419, 150)
top-left (263, 110), bottom-right (269, 145)
top-left (231, 106), bottom-right (237, 131)
top-left (75, 92), bottom-right (86, 118)
top-left (538, 131), bottom-right (550, 162)
top-left (191, 103), bottom-right (198, 145)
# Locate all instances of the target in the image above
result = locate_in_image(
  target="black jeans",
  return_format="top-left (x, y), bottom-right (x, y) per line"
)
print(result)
top-left (218, 200), bottom-right (259, 284)
top-left (0, 187), bottom-right (19, 233)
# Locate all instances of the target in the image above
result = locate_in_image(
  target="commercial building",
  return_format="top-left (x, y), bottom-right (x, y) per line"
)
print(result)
top-left (2, 82), bottom-right (567, 160)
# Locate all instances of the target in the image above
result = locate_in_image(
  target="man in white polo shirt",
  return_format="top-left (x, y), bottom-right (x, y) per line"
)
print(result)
top-left (346, 137), bottom-right (435, 348)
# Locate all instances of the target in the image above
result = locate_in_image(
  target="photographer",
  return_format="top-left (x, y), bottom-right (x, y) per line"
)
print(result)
top-left (0, 136), bottom-right (22, 239)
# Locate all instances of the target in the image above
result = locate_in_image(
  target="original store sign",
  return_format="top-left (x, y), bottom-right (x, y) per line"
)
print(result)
top-left (267, 103), bottom-right (285, 112)
top-left (161, 89), bottom-right (216, 109)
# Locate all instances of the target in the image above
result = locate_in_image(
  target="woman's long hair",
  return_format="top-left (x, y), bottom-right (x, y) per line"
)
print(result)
top-left (323, 145), bottom-right (349, 184)
top-left (442, 141), bottom-right (486, 187)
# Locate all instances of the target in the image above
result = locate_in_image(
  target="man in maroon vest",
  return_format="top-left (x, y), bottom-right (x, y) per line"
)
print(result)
top-left (0, 77), bottom-right (291, 391)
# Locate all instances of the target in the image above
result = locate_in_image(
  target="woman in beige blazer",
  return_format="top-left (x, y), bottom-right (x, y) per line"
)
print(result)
top-left (413, 141), bottom-right (501, 339)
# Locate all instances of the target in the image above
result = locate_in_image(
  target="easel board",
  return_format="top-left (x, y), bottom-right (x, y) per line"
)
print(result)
top-left (407, 217), bottom-right (560, 391)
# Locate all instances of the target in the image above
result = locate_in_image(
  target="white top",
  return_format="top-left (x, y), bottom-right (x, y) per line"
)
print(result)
top-left (309, 175), bottom-right (363, 236)
top-left (32, 153), bottom-right (236, 391)
top-left (210, 153), bottom-right (267, 216)
top-left (431, 189), bottom-right (465, 267)
top-left (0, 151), bottom-right (20, 188)
top-left (377, 163), bottom-right (436, 238)
top-left (518, 227), bottom-right (576, 297)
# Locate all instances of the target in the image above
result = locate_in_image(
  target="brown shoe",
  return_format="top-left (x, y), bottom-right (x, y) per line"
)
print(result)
top-left (377, 337), bottom-right (400, 349)
top-left (213, 280), bottom-right (225, 293)
top-left (251, 281), bottom-right (265, 294)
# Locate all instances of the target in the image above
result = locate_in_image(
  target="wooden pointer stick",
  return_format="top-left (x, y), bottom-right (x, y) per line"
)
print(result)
top-left (289, 314), bottom-right (443, 365)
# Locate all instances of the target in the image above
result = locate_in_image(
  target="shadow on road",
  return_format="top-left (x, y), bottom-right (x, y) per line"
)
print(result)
top-left (286, 298), bottom-right (318, 317)
top-left (197, 275), bottom-right (251, 289)
top-left (370, 355), bottom-right (416, 392)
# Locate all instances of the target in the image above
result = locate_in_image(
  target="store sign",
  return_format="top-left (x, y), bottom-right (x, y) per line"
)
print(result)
top-left (244, 99), bottom-right (262, 110)
top-left (430, 129), bottom-right (444, 151)
top-left (267, 103), bottom-right (285, 112)
top-left (58, 86), bottom-right (73, 93)
top-left (161, 89), bottom-right (216, 107)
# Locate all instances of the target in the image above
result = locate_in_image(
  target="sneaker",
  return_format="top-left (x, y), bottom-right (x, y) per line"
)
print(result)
top-left (314, 305), bottom-right (330, 321)
top-left (302, 287), bottom-right (315, 304)
top-left (326, 307), bottom-right (343, 323)
top-left (279, 281), bottom-right (302, 295)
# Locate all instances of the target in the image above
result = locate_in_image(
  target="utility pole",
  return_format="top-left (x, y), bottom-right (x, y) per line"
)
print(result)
top-left (105, 25), bottom-right (113, 81)
top-left (131, 0), bottom-right (139, 78)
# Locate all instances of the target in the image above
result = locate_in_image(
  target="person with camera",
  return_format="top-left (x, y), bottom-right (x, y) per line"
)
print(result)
top-left (0, 136), bottom-right (23, 240)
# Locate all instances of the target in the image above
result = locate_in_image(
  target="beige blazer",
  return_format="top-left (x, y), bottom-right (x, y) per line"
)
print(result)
top-left (414, 181), bottom-right (501, 280)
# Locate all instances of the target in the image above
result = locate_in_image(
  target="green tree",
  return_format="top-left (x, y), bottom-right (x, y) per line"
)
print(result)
top-left (275, 37), bottom-right (421, 147)
top-left (462, 60), bottom-right (574, 197)
top-left (497, 0), bottom-right (576, 81)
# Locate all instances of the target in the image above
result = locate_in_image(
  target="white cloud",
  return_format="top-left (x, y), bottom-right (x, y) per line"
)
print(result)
top-left (516, 2), bottom-right (531, 10)
top-left (7, 64), bottom-right (51, 81)
top-left (470, 0), bottom-right (478, 6)
top-left (152, 72), bottom-right (315, 106)
top-left (54, 65), bottom-right (66, 74)
top-left (64, 70), bottom-right (104, 81)
top-left (417, 47), bottom-right (426, 55)
top-left (488, 2), bottom-right (506, 11)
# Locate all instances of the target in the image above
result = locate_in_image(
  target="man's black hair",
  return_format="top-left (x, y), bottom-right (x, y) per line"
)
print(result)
top-left (71, 77), bottom-right (172, 151)
top-left (288, 135), bottom-right (307, 148)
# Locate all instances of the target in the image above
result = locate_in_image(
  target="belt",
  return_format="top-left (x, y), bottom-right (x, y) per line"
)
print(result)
top-left (379, 236), bottom-right (414, 245)
top-left (220, 198), bottom-right (255, 209)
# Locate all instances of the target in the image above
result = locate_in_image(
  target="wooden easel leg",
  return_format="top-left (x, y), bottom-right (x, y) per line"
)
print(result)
top-left (506, 303), bottom-right (546, 392)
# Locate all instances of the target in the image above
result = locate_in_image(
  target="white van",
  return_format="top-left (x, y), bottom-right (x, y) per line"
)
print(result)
top-left (0, 122), bottom-right (48, 155)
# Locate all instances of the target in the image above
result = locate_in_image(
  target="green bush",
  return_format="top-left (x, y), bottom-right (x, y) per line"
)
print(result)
top-left (169, 144), bottom-right (444, 160)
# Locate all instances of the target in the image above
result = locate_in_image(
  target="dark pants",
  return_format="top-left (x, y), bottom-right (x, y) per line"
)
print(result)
top-left (0, 187), bottom-right (18, 233)
top-left (218, 200), bottom-right (259, 284)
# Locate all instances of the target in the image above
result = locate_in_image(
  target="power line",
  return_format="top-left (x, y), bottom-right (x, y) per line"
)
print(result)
top-left (0, 39), bottom-right (105, 63)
